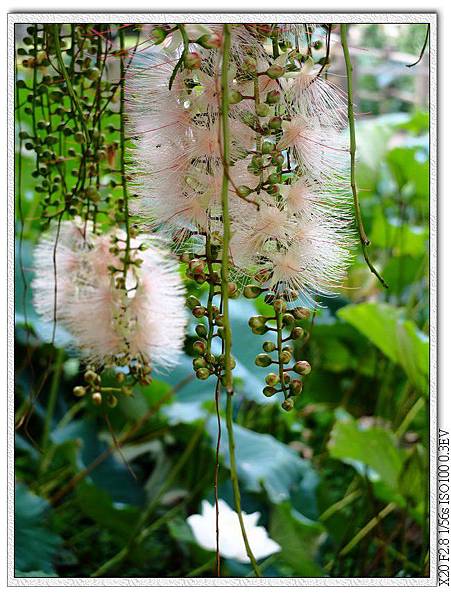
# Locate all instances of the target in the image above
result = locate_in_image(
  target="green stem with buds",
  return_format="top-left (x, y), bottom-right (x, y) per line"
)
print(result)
top-left (220, 23), bottom-right (261, 577)
top-left (340, 24), bottom-right (388, 289)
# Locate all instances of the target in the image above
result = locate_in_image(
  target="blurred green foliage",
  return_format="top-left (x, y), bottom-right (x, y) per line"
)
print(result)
top-left (15, 25), bottom-right (430, 579)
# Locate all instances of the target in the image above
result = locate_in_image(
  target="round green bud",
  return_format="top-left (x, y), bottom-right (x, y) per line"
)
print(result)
top-left (263, 341), bottom-right (276, 352)
top-left (228, 282), bottom-right (238, 296)
top-left (195, 324), bottom-right (208, 338)
top-left (250, 155), bottom-right (264, 170)
top-left (291, 326), bottom-right (304, 340)
top-left (280, 350), bottom-right (292, 364)
top-left (292, 307), bottom-right (311, 320)
top-left (92, 392), bottom-right (102, 405)
top-left (265, 373), bottom-right (279, 386)
top-left (192, 306), bottom-right (207, 318)
top-left (229, 90), bottom-right (243, 104)
top-left (266, 90), bottom-right (281, 105)
top-left (267, 184), bottom-right (279, 195)
top-left (281, 398), bottom-right (294, 411)
top-left (282, 313), bottom-right (295, 327)
top-left (269, 116), bottom-right (282, 130)
top-left (293, 360), bottom-right (311, 376)
top-left (263, 386), bottom-right (278, 397)
top-left (86, 67), bottom-right (101, 81)
top-left (255, 103), bottom-right (270, 117)
top-left (187, 295), bottom-right (201, 309)
top-left (184, 52), bottom-right (201, 70)
top-left (193, 357), bottom-right (207, 370)
top-left (249, 316), bottom-right (268, 329)
top-left (243, 284), bottom-right (262, 299)
top-left (193, 340), bottom-right (207, 355)
top-left (243, 56), bottom-right (257, 72)
top-left (73, 386), bottom-right (86, 397)
top-left (189, 258), bottom-right (205, 274)
top-left (84, 370), bottom-right (97, 383)
top-left (266, 64), bottom-right (285, 79)
top-left (151, 26), bottom-right (168, 44)
top-left (237, 185), bottom-right (252, 198)
top-left (116, 372), bottom-right (126, 383)
top-left (261, 141), bottom-right (275, 154)
top-left (196, 368), bottom-right (211, 380)
top-left (273, 298), bottom-right (287, 314)
top-left (255, 353), bottom-right (272, 368)
top-left (290, 379), bottom-right (303, 395)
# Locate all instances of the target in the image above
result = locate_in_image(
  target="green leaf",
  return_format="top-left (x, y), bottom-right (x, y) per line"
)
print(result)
top-left (337, 303), bottom-right (428, 393)
top-left (270, 502), bottom-right (324, 576)
top-left (328, 413), bottom-right (405, 492)
top-left (15, 484), bottom-right (62, 574)
top-left (207, 419), bottom-right (315, 504)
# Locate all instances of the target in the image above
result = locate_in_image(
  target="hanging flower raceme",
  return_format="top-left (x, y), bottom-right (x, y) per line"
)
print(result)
top-left (32, 220), bottom-right (187, 379)
top-left (125, 23), bottom-right (355, 409)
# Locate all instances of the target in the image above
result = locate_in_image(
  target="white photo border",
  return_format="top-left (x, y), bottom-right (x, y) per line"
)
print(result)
top-left (7, 11), bottom-right (438, 587)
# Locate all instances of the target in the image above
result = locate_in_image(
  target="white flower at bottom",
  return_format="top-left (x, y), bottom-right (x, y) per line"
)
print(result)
top-left (187, 499), bottom-right (281, 563)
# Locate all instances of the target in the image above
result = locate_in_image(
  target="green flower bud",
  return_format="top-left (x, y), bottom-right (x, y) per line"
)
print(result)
top-left (292, 307), bottom-right (311, 320)
top-left (196, 368), bottom-right (211, 380)
top-left (255, 353), bottom-right (272, 367)
top-left (250, 155), bottom-right (264, 170)
top-left (73, 386), bottom-right (86, 397)
top-left (266, 90), bottom-right (281, 105)
top-left (187, 295), bottom-right (201, 309)
top-left (293, 360), bottom-right (311, 376)
top-left (271, 153), bottom-right (285, 167)
top-left (193, 357), bottom-right (207, 370)
top-left (92, 392), bottom-right (102, 405)
top-left (243, 284), bottom-right (262, 299)
top-left (151, 26), bottom-right (168, 44)
top-left (263, 386), bottom-right (277, 397)
top-left (273, 298), bottom-right (287, 314)
top-left (266, 64), bottom-right (285, 79)
top-left (229, 90), bottom-right (243, 104)
top-left (184, 52), bottom-right (201, 70)
top-left (269, 116), bottom-right (282, 130)
top-left (243, 57), bottom-right (257, 72)
top-left (291, 326), bottom-right (304, 339)
top-left (281, 398), bottom-right (294, 411)
top-left (290, 379), bottom-right (303, 395)
top-left (195, 324), bottom-right (208, 338)
top-left (263, 341), bottom-right (276, 352)
top-left (116, 372), bottom-right (126, 383)
top-left (280, 350), bottom-right (292, 364)
top-left (265, 373), bottom-right (279, 386)
top-left (84, 370), bottom-right (97, 383)
top-left (237, 185), bottom-right (252, 198)
top-left (261, 141), bottom-right (275, 154)
top-left (282, 313), bottom-right (295, 327)
top-left (192, 305), bottom-right (207, 318)
top-left (193, 340), bottom-right (207, 355)
top-left (86, 67), bottom-right (101, 81)
top-left (256, 103), bottom-right (270, 117)
top-left (267, 184), bottom-right (279, 195)
top-left (249, 316), bottom-right (268, 329)
top-left (189, 258), bottom-right (205, 274)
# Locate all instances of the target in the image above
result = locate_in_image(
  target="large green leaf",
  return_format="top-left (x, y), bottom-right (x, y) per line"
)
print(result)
top-left (328, 413), bottom-right (405, 492)
top-left (337, 303), bottom-right (429, 393)
top-left (15, 484), bottom-right (62, 575)
top-left (206, 419), bottom-right (315, 504)
top-left (270, 502), bottom-right (324, 576)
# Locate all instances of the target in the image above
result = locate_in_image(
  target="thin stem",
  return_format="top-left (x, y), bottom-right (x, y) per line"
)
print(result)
top-left (220, 24), bottom-right (261, 577)
top-left (40, 348), bottom-right (64, 459)
top-left (406, 24), bottom-right (429, 68)
top-left (119, 28), bottom-right (131, 277)
top-left (53, 25), bottom-right (91, 144)
top-left (340, 24), bottom-right (388, 289)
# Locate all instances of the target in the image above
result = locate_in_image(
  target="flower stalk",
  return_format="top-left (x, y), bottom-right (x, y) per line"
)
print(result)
top-left (220, 23), bottom-right (261, 577)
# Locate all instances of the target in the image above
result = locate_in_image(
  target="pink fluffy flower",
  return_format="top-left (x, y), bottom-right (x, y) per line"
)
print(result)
top-left (32, 220), bottom-right (187, 370)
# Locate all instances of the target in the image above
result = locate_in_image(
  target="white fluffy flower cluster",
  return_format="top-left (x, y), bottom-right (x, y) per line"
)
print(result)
top-left (32, 219), bottom-right (187, 370)
top-left (127, 24), bottom-right (354, 306)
